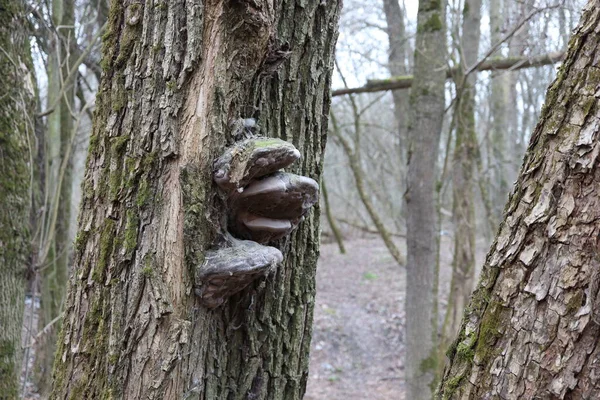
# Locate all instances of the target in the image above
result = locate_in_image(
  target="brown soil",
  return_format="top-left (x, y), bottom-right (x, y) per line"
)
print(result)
top-left (305, 237), bottom-right (407, 400)
top-left (305, 235), bottom-right (487, 400)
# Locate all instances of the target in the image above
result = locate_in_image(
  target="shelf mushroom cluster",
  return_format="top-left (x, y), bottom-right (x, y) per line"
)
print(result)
top-left (195, 134), bottom-right (319, 308)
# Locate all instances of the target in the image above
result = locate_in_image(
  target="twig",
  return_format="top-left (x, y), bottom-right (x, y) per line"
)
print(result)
top-left (337, 218), bottom-right (406, 238)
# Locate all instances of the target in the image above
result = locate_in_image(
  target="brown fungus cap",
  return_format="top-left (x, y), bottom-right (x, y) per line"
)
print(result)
top-left (213, 137), bottom-right (300, 193)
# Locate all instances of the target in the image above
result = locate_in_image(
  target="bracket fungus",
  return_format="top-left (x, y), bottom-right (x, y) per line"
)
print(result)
top-left (195, 132), bottom-right (319, 308)
top-left (195, 238), bottom-right (283, 308)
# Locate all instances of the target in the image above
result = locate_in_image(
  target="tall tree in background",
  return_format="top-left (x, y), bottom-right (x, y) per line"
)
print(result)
top-left (488, 0), bottom-right (536, 226)
top-left (35, 0), bottom-right (76, 391)
top-left (488, 0), bottom-right (511, 225)
top-left (506, 0), bottom-right (535, 180)
top-left (405, 0), bottom-right (447, 397)
top-left (383, 0), bottom-right (409, 152)
top-left (51, 0), bottom-right (341, 398)
top-left (442, 0), bottom-right (482, 352)
top-left (382, 0), bottom-right (410, 226)
top-left (0, 0), bottom-right (36, 395)
top-left (439, 1), bottom-right (600, 397)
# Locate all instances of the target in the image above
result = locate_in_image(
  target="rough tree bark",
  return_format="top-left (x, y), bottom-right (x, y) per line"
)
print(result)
top-left (442, 0), bottom-right (482, 353)
top-left (0, 0), bottom-right (35, 396)
top-left (405, 0), bottom-right (447, 397)
top-left (439, 2), bottom-right (600, 398)
top-left (50, 0), bottom-right (340, 399)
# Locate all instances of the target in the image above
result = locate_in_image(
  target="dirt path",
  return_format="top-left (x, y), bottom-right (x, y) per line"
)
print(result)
top-left (306, 235), bottom-right (487, 399)
top-left (305, 238), bottom-right (407, 399)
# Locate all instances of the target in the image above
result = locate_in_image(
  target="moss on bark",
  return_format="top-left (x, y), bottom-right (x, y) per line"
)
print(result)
top-left (0, 0), bottom-right (35, 395)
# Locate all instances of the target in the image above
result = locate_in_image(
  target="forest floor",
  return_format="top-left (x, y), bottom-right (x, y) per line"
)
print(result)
top-left (305, 234), bottom-right (488, 400)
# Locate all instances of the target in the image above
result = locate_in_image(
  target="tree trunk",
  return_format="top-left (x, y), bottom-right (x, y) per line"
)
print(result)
top-left (405, 0), bottom-right (447, 397)
top-left (51, 1), bottom-right (340, 399)
top-left (36, 0), bottom-right (76, 391)
top-left (0, 0), bottom-right (35, 396)
top-left (488, 0), bottom-right (511, 227)
top-left (442, 0), bottom-right (482, 353)
top-left (506, 0), bottom-right (534, 188)
top-left (438, 2), bottom-right (600, 398)
top-left (382, 0), bottom-right (409, 150)
top-left (489, 0), bottom-right (536, 227)
top-left (321, 179), bottom-right (345, 254)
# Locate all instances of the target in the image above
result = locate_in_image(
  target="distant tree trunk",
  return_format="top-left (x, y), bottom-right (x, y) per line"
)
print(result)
top-left (488, 0), bottom-right (511, 226)
top-left (442, 0), bottom-right (482, 354)
top-left (0, 0), bottom-right (35, 396)
top-left (506, 0), bottom-right (534, 184)
top-left (51, 1), bottom-right (341, 399)
top-left (35, 0), bottom-right (75, 392)
top-left (382, 0), bottom-right (409, 148)
top-left (559, 7), bottom-right (570, 49)
top-left (439, 2), bottom-right (600, 398)
top-left (382, 0), bottom-right (409, 223)
top-left (405, 0), bottom-right (447, 397)
top-left (321, 179), bottom-right (346, 254)
top-left (489, 0), bottom-right (536, 227)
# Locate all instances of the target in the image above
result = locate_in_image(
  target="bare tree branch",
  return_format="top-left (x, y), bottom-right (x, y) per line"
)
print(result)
top-left (332, 51), bottom-right (565, 97)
